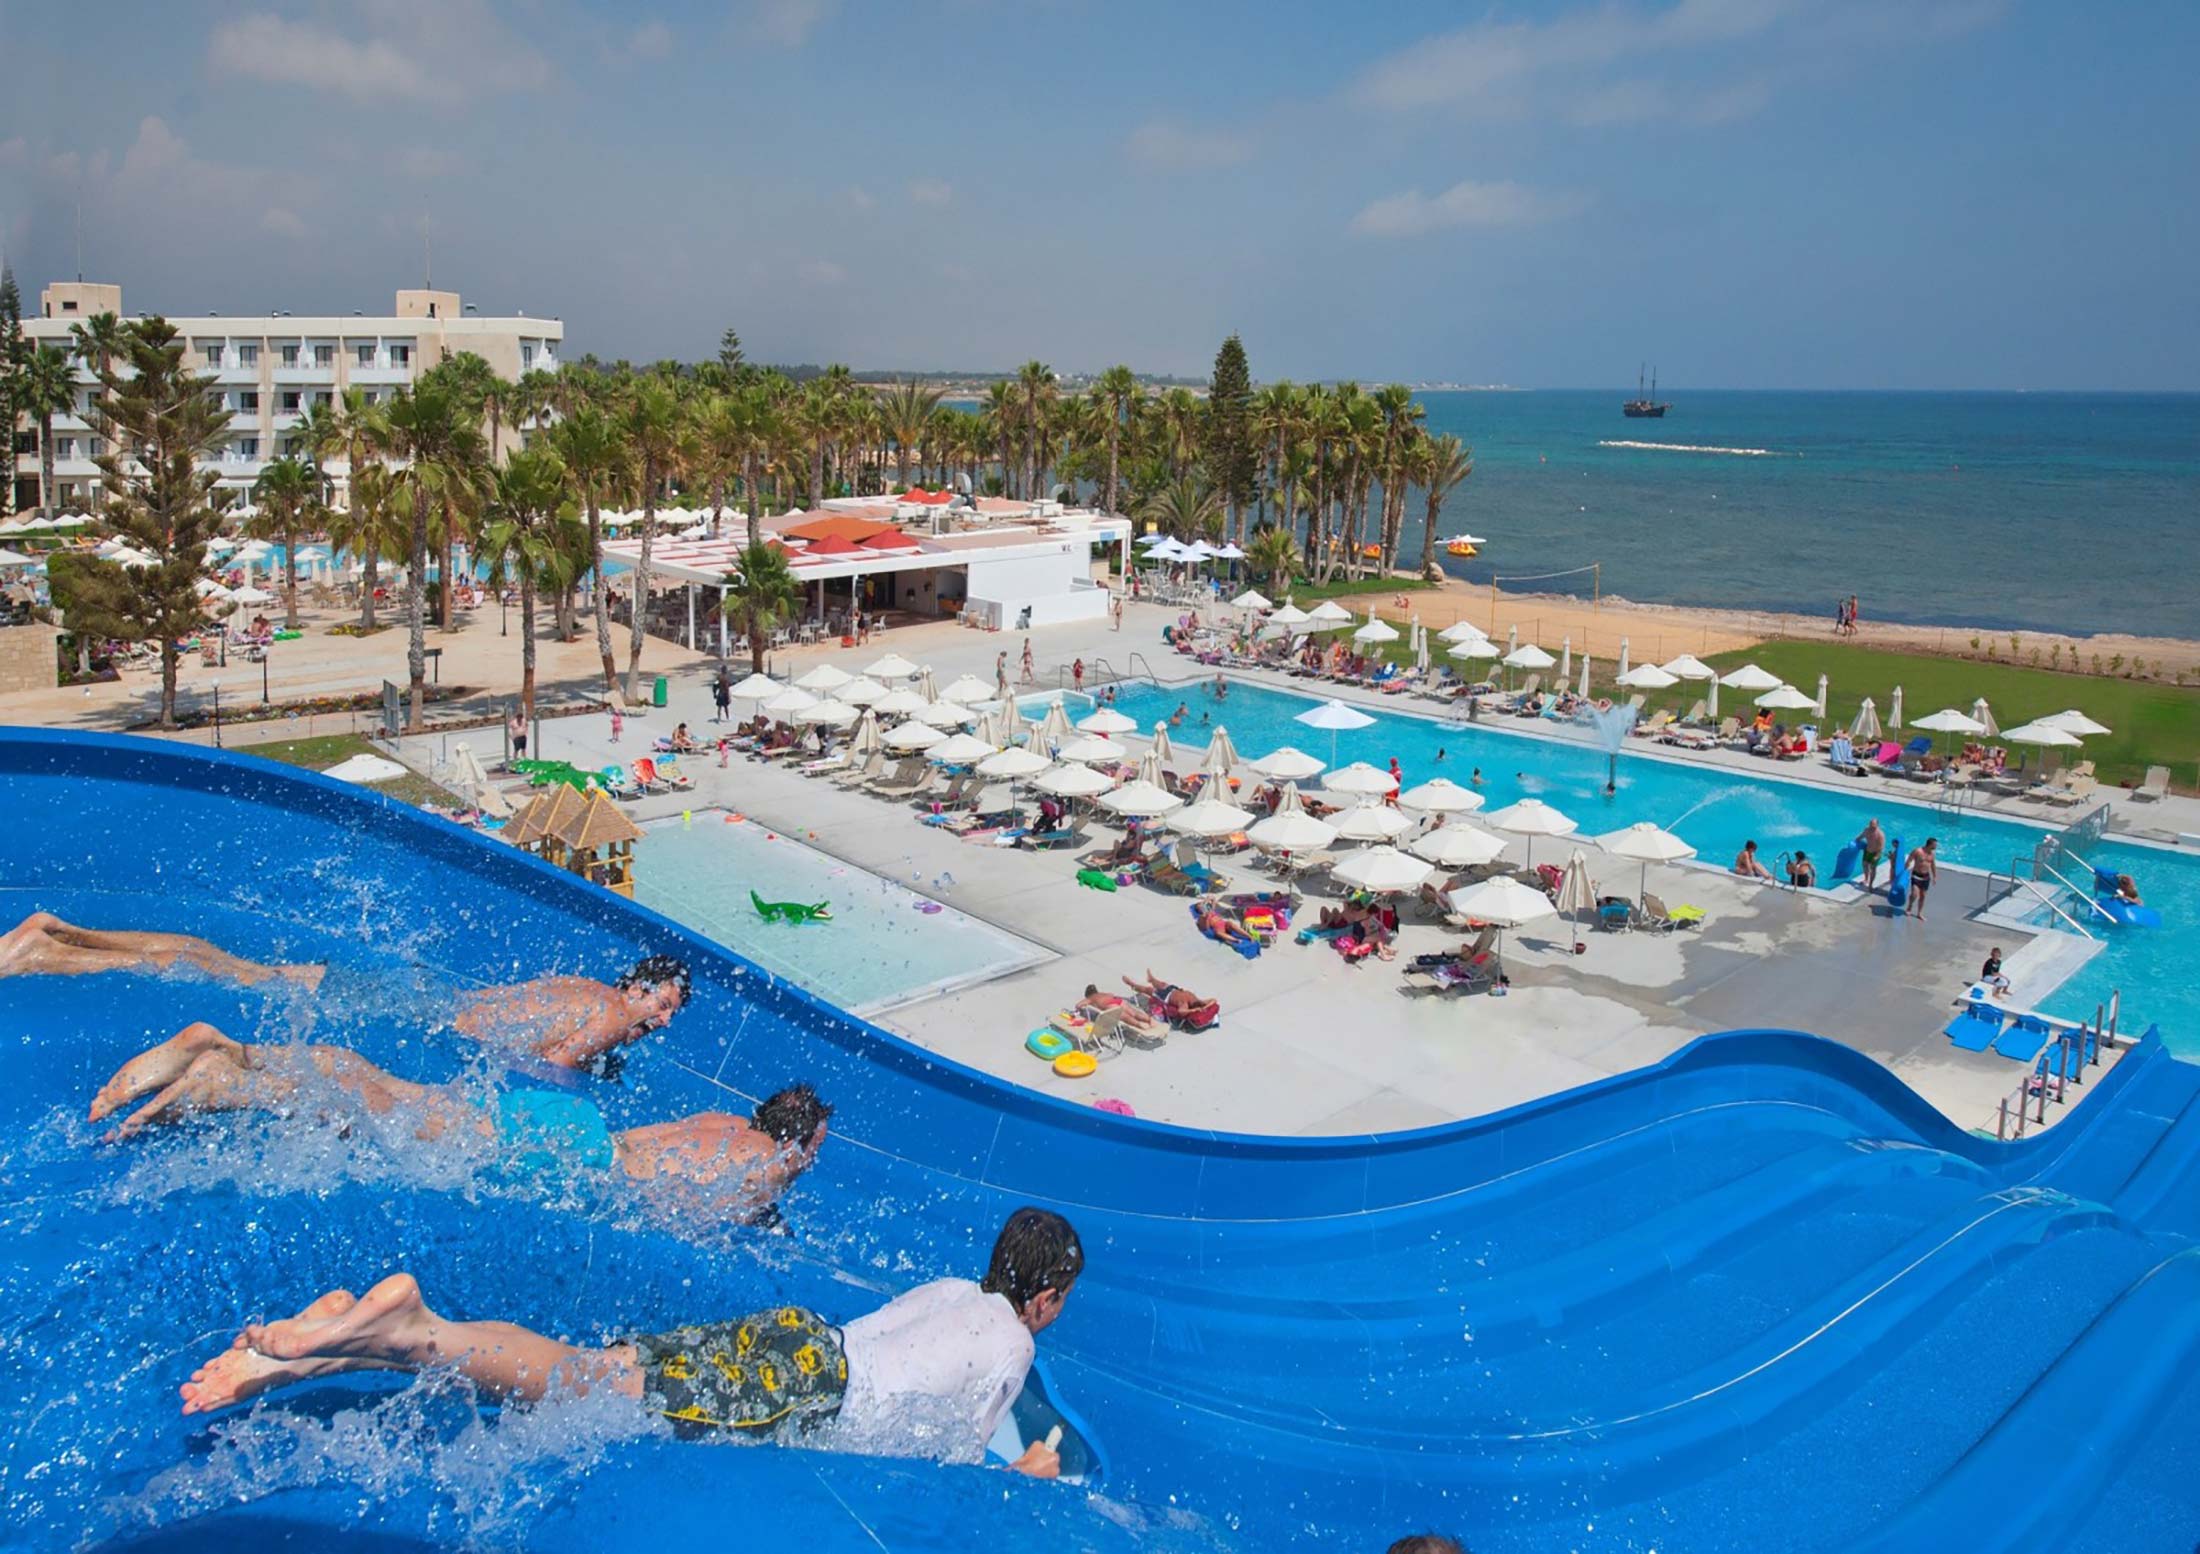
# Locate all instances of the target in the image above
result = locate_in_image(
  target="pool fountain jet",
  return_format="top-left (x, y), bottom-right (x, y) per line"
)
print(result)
top-left (1583, 700), bottom-right (1639, 794)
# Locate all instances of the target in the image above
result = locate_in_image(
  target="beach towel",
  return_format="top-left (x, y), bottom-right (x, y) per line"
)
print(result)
top-left (1296, 923), bottom-right (1351, 946)
top-left (1192, 903), bottom-right (1260, 958)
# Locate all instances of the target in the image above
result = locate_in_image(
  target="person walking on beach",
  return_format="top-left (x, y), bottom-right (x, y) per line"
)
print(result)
top-left (1111, 592), bottom-right (1124, 632)
top-left (1905, 839), bottom-right (1938, 920)
top-left (1857, 819), bottom-right (1887, 891)
top-left (711, 668), bottom-right (732, 723)
top-left (1846, 595), bottom-right (1861, 638)
top-left (1020, 637), bottom-right (1035, 686)
top-left (1072, 657), bottom-right (1085, 693)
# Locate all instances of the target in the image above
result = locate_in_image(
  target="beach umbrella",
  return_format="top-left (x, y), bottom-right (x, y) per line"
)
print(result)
top-left (1503, 644), bottom-right (1555, 670)
top-left (1037, 763), bottom-right (1114, 798)
top-left (1447, 876), bottom-right (1556, 932)
top-left (1889, 687), bottom-right (1904, 730)
top-left (2001, 720), bottom-right (2083, 749)
top-left (1137, 532), bottom-right (1171, 548)
top-left (1398, 778), bottom-right (1484, 815)
top-left (1486, 797), bottom-right (1577, 867)
top-left (1353, 614), bottom-right (1400, 646)
top-left (838, 676), bottom-right (889, 706)
top-left (1816, 674), bottom-right (1831, 720)
top-left (1330, 803), bottom-right (1414, 843)
top-left (227, 585), bottom-right (275, 607)
top-left (1056, 735), bottom-right (1126, 764)
top-left (873, 687), bottom-right (930, 718)
top-left (763, 686), bottom-right (820, 719)
top-left (1615, 663), bottom-right (1678, 690)
top-left (918, 667), bottom-right (940, 704)
top-left (1231, 589), bottom-right (1272, 612)
top-left (1849, 698), bottom-right (1882, 742)
top-left (1203, 725), bottom-right (1243, 778)
top-left (1037, 695), bottom-right (1076, 743)
top-left (1970, 698), bottom-right (2000, 738)
top-left (977, 746), bottom-right (1050, 779)
top-left (1507, 625), bottom-right (1518, 655)
top-left (1418, 633), bottom-right (1432, 676)
top-left (1755, 684), bottom-right (1819, 712)
top-left (864, 652), bottom-right (921, 679)
top-left (1212, 542), bottom-right (1246, 562)
top-left (1078, 706), bottom-right (1139, 736)
top-left (1438, 621), bottom-right (1487, 644)
top-left (795, 664), bottom-right (853, 693)
top-left (1449, 637), bottom-right (1500, 661)
top-left (1555, 850), bottom-right (1600, 922)
top-left (322, 753), bottom-right (411, 784)
top-left (801, 698), bottom-right (861, 729)
top-left (2042, 709), bottom-right (2111, 737)
top-left (1660, 653), bottom-right (1716, 680)
top-left (1721, 663), bottom-right (1781, 693)
top-left (994, 693), bottom-right (1028, 746)
top-left (1410, 825), bottom-right (1507, 869)
top-left (1911, 707), bottom-right (1986, 736)
top-left (1578, 653), bottom-right (1592, 699)
top-left (1558, 638), bottom-right (1572, 683)
top-left (1331, 845), bottom-right (1432, 894)
top-left (881, 720), bottom-right (945, 752)
top-left (1150, 723), bottom-right (1176, 766)
top-left (1265, 603), bottom-right (1312, 630)
top-left (849, 710), bottom-right (881, 758)
top-left (1594, 821), bottom-right (1697, 902)
top-left (1165, 794), bottom-right (1256, 839)
top-left (1101, 779), bottom-right (1183, 819)
top-left (1248, 795), bottom-right (1338, 853)
top-left (921, 701), bottom-right (979, 727)
top-left (928, 731), bottom-right (998, 764)
top-left (1324, 761), bottom-right (1398, 797)
top-left (1616, 639), bottom-right (1631, 682)
top-left (1295, 697), bottom-right (1375, 764)
top-left (191, 576), bottom-right (230, 597)
top-left (1306, 600), bottom-right (1354, 629)
top-left (1248, 745), bottom-right (1326, 782)
top-left (936, 673), bottom-right (995, 704)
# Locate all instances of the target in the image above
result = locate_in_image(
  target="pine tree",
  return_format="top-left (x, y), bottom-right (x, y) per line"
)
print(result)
top-left (1204, 334), bottom-right (1257, 544)
top-left (0, 262), bottom-right (23, 517)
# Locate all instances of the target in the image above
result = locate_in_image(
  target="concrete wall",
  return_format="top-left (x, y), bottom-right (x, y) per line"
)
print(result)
top-left (0, 624), bottom-right (59, 693)
top-left (963, 546), bottom-right (1111, 629)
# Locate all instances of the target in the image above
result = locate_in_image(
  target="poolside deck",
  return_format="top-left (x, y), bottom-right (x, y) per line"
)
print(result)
top-left (376, 600), bottom-right (2145, 1138)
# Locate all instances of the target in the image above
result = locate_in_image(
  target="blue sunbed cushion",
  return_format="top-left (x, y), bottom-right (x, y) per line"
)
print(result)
top-left (1994, 1017), bottom-right (2053, 1064)
top-left (1945, 1005), bottom-right (2003, 1052)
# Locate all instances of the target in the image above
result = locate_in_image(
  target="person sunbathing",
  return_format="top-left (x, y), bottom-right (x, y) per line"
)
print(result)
top-left (1194, 902), bottom-right (1255, 948)
top-left (1077, 986), bottom-right (1165, 1037)
top-left (0, 915), bottom-right (690, 1076)
top-left (1122, 970), bottom-right (1208, 1020)
top-left (666, 723), bottom-right (701, 753)
top-left (176, 1207), bottom-right (1080, 1482)
top-left (92, 1020), bottom-right (827, 1216)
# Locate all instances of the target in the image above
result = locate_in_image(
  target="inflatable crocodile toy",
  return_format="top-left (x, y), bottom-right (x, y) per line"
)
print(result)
top-left (751, 889), bottom-right (832, 923)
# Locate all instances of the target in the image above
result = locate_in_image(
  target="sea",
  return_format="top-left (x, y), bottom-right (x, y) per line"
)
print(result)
top-left (1385, 391), bottom-right (2200, 640)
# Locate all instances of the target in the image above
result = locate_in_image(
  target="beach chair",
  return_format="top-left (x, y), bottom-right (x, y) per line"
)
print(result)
top-left (1715, 717), bottom-right (1742, 744)
top-left (1145, 858), bottom-right (1205, 895)
top-left (863, 757), bottom-right (924, 795)
top-left (634, 756), bottom-right (694, 791)
top-left (596, 764), bottom-right (641, 801)
top-left (798, 751), bottom-right (850, 777)
top-left (1596, 896), bottom-right (1634, 932)
top-left (1632, 709), bottom-right (1674, 739)
top-left (1944, 998), bottom-right (2005, 1053)
top-left (1403, 926), bottom-right (1500, 995)
top-left (832, 752), bottom-right (886, 789)
top-left (1678, 699), bottom-right (1709, 726)
top-left (877, 765), bottom-right (939, 802)
top-left (2135, 765), bottom-right (2171, 802)
top-left (1017, 828), bottom-right (1082, 852)
top-left (1641, 893), bottom-right (1706, 932)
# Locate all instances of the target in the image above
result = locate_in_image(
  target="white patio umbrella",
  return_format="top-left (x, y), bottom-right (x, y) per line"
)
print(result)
top-left (227, 585), bottom-right (275, 607)
top-left (1850, 698), bottom-right (1882, 741)
top-left (1037, 763), bottom-right (1115, 798)
top-left (1438, 621), bottom-right (1488, 644)
top-left (928, 731), bottom-right (999, 763)
top-left (1615, 663), bottom-right (1678, 690)
top-left (1212, 542), bottom-right (1246, 562)
top-left (1078, 706), bottom-right (1140, 736)
top-left (1449, 638), bottom-right (1500, 661)
top-left (921, 701), bottom-right (979, 727)
top-left (1324, 761), bottom-right (1397, 797)
top-left (837, 676), bottom-right (889, 707)
top-left (192, 577), bottom-right (231, 597)
top-left (1151, 723), bottom-right (1176, 765)
top-left (1265, 604), bottom-right (1312, 630)
top-left (873, 687), bottom-right (930, 718)
top-left (1911, 707), bottom-right (1986, 736)
top-left (1306, 600), bottom-right (1354, 629)
top-left (1660, 653), bottom-right (1716, 679)
top-left (1036, 695), bottom-right (1075, 743)
top-left (1397, 778), bottom-right (1484, 815)
top-left (1248, 745), bottom-right (1326, 782)
top-left (1410, 825), bottom-right (1508, 869)
top-left (1056, 734), bottom-right (1127, 764)
top-left (2042, 709), bottom-right (2112, 737)
top-left (918, 667), bottom-right (940, 704)
top-left (1295, 698), bottom-right (1375, 764)
top-left (1578, 653), bottom-right (1592, 699)
top-left (864, 652), bottom-right (922, 679)
top-left (1248, 805), bottom-right (1338, 854)
top-left (1971, 699), bottom-right (2000, 738)
top-left (1100, 779), bottom-right (1183, 819)
top-left (1720, 663), bottom-right (1782, 693)
top-left (849, 710), bottom-right (881, 758)
top-left (1555, 850), bottom-right (1600, 922)
top-left (1231, 589), bottom-right (1273, 612)
top-left (977, 746), bottom-right (1050, 779)
top-left (2001, 720), bottom-right (2083, 749)
top-left (1889, 686), bottom-right (1905, 730)
top-left (795, 664), bottom-right (854, 693)
top-left (1503, 644), bottom-right (1555, 670)
top-left (1486, 797), bottom-right (1578, 866)
top-left (1557, 637), bottom-right (1572, 683)
top-left (1165, 795), bottom-right (1256, 838)
top-left (1330, 803), bottom-right (1414, 843)
top-left (725, 671), bottom-right (783, 703)
top-left (937, 674), bottom-right (996, 704)
top-left (1615, 639), bottom-right (1631, 682)
top-left (1447, 877), bottom-right (1556, 935)
top-left (1353, 615), bottom-right (1400, 646)
top-left (1331, 845), bottom-right (1432, 894)
top-left (801, 698), bottom-right (862, 728)
top-left (1594, 821), bottom-right (1697, 901)
top-left (881, 720), bottom-right (945, 752)
top-left (1755, 684), bottom-right (1819, 712)
top-left (1203, 725), bottom-right (1243, 778)
top-left (1815, 674), bottom-right (1831, 719)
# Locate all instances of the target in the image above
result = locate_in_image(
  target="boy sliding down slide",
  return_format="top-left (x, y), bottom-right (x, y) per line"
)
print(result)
top-left (179, 1207), bottom-right (1083, 1480)
top-left (91, 1021), bottom-right (828, 1217)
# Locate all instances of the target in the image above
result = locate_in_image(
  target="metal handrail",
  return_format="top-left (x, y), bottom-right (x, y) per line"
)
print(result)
top-left (2037, 858), bottom-right (2115, 922)
top-left (1984, 852), bottom-right (2098, 941)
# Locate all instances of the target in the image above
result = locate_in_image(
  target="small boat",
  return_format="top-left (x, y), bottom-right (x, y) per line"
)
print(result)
top-left (1624, 363), bottom-right (1670, 419)
top-left (1445, 538), bottom-right (1478, 559)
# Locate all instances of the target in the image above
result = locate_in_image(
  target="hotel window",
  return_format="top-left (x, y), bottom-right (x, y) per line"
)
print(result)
top-left (281, 391), bottom-right (302, 413)
top-left (55, 438), bottom-right (75, 460)
top-left (238, 391), bottom-right (260, 413)
top-left (281, 344), bottom-right (300, 366)
top-left (356, 343), bottom-right (377, 367)
top-left (201, 342), bottom-right (224, 367)
top-left (237, 343), bottom-right (260, 367)
top-left (315, 391), bottom-right (333, 408)
top-left (521, 342), bottom-right (537, 368)
top-left (390, 343), bottom-right (412, 367)
top-left (314, 344), bottom-right (335, 367)
top-left (237, 438), bottom-right (260, 459)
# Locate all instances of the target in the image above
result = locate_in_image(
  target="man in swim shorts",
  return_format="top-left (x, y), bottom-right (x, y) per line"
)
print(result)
top-left (1905, 838), bottom-right (1938, 920)
top-left (1857, 819), bottom-right (1886, 891)
top-left (177, 1207), bottom-right (1081, 1479)
top-left (1, 914), bottom-right (690, 1076)
top-left (1121, 969), bottom-right (1207, 1019)
top-left (89, 1020), bottom-right (827, 1215)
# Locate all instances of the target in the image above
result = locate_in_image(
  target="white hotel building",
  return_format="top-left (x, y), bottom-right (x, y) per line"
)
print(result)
top-left (11, 280), bottom-right (562, 512)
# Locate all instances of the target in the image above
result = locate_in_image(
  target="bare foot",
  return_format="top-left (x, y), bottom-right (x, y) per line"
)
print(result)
top-left (109, 1050), bottom-right (261, 1140)
top-left (181, 1288), bottom-right (364, 1414)
top-left (247, 1272), bottom-right (433, 1369)
top-left (0, 913), bottom-right (61, 976)
top-left (91, 1023), bottom-right (247, 1123)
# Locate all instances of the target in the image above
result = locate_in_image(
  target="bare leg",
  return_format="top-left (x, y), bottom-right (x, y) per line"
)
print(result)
top-left (181, 1273), bottom-right (643, 1415)
top-left (91, 1021), bottom-right (248, 1123)
top-left (1, 913), bottom-right (325, 989)
top-left (101, 1028), bottom-right (483, 1143)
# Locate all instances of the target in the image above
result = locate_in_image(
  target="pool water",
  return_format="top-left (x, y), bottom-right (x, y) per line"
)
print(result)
top-left (631, 812), bottom-right (1053, 1014)
top-left (1090, 678), bottom-right (2199, 1046)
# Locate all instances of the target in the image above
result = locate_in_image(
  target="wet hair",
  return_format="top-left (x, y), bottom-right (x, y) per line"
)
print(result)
top-left (1387, 1538), bottom-right (1468, 1554)
top-left (1925, 837), bottom-right (1939, 849)
top-left (1744, 839), bottom-right (1758, 851)
top-left (753, 1083), bottom-right (832, 1146)
top-left (617, 954), bottom-right (691, 1006)
top-left (982, 1207), bottom-right (1084, 1313)
top-left (1084, 983), bottom-right (1101, 998)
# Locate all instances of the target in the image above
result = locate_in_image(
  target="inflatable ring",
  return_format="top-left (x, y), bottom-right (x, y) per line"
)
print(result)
top-left (1053, 1050), bottom-right (1099, 1079)
top-left (1026, 1028), bottom-right (1074, 1061)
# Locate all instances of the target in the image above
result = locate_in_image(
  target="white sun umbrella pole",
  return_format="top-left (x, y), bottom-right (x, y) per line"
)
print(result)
top-left (1889, 686), bottom-right (1904, 731)
top-left (1971, 698), bottom-right (1999, 738)
top-left (1151, 722), bottom-right (1176, 766)
top-left (1579, 653), bottom-right (1592, 700)
top-left (1557, 637), bottom-right (1571, 684)
top-left (1850, 698), bottom-right (1881, 742)
top-left (1815, 674), bottom-right (1830, 720)
top-left (1616, 638), bottom-right (1630, 682)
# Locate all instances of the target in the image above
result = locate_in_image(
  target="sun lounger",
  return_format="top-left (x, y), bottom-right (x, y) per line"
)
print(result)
top-left (1663, 726), bottom-right (1716, 751)
top-left (1678, 699), bottom-right (1709, 726)
top-left (798, 752), bottom-right (850, 777)
top-left (872, 764), bottom-right (935, 801)
top-left (1016, 828), bottom-right (1081, 851)
top-left (1715, 717), bottom-right (1742, 744)
top-left (832, 752), bottom-right (886, 788)
top-left (1994, 1014), bottom-right (2055, 1063)
top-left (2135, 765), bottom-right (2171, 801)
top-left (1632, 709), bottom-right (1674, 738)
top-left (1945, 999), bottom-right (2004, 1052)
top-left (1640, 893), bottom-right (1705, 931)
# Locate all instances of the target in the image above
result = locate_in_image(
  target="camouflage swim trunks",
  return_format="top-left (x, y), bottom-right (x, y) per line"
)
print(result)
top-left (630, 1306), bottom-right (847, 1438)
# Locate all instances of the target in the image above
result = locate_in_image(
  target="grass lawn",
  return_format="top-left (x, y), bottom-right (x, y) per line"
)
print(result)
top-left (240, 732), bottom-right (460, 809)
top-left (1628, 643), bottom-right (2200, 792)
top-left (1288, 575), bottom-right (1440, 604)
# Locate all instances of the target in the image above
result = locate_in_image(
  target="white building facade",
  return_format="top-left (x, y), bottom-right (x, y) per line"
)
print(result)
top-left (11, 281), bottom-right (562, 512)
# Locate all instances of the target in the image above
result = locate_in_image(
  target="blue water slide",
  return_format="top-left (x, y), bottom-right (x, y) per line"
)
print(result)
top-left (4, 729), bottom-right (2199, 1554)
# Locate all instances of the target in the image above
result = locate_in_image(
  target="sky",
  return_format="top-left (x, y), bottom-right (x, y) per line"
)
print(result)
top-left (2, 0), bottom-right (2196, 389)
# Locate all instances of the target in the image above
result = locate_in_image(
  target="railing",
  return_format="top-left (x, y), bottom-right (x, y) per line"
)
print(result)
top-left (2037, 858), bottom-right (2115, 924)
top-left (1994, 994), bottom-right (2119, 1140)
top-left (1986, 852), bottom-right (2100, 941)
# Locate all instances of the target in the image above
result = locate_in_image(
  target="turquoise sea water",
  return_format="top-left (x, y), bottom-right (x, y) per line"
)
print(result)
top-left (1387, 391), bottom-right (2200, 638)
top-left (1091, 677), bottom-right (2197, 1049)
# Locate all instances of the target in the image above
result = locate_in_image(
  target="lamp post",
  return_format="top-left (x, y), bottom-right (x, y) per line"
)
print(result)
top-left (211, 680), bottom-right (222, 748)
top-left (261, 646), bottom-right (271, 704)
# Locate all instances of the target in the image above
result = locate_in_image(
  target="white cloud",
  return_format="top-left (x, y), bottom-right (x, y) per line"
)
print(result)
top-left (0, 137), bottom-right (28, 169)
top-left (1127, 122), bottom-right (1255, 171)
top-left (800, 259), bottom-right (848, 286)
top-left (907, 179), bottom-right (953, 206)
top-left (261, 207), bottom-right (309, 239)
top-left (626, 21), bottom-right (674, 60)
top-left (846, 185), bottom-right (877, 210)
top-left (741, 0), bottom-right (836, 47)
top-left (1350, 179), bottom-right (1588, 238)
top-left (206, 2), bottom-right (549, 105)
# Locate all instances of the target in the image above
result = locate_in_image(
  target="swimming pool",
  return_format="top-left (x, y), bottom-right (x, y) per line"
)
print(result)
top-left (631, 812), bottom-right (1052, 1014)
top-left (1092, 678), bottom-right (2199, 1045)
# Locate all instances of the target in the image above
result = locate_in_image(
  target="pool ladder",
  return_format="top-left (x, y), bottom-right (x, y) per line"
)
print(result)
top-left (1986, 853), bottom-right (2103, 941)
top-left (1995, 993), bottom-right (2119, 1140)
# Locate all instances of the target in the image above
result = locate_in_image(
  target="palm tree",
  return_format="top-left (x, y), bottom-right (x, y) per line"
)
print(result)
top-left (1140, 472), bottom-right (1221, 542)
top-left (382, 382), bottom-right (485, 727)
top-left (1412, 433), bottom-right (1474, 582)
top-left (247, 456), bottom-right (319, 630)
top-left (880, 378), bottom-right (943, 489)
top-left (1336, 390), bottom-right (1382, 580)
top-left (18, 347), bottom-right (75, 519)
top-left (1371, 384), bottom-right (1424, 574)
top-left (476, 446), bottom-right (569, 726)
top-left (546, 406), bottom-right (626, 692)
top-left (1093, 365), bottom-right (1140, 516)
top-left (723, 540), bottom-right (800, 675)
top-left (1250, 380), bottom-right (1298, 533)
top-left (324, 463), bottom-right (405, 625)
top-left (692, 392), bottom-right (742, 538)
top-left (620, 377), bottom-right (684, 703)
top-left (301, 387), bottom-right (387, 627)
top-left (981, 381), bottom-right (1017, 496)
top-left (1013, 361), bottom-right (1058, 500)
top-left (1247, 525), bottom-right (1300, 597)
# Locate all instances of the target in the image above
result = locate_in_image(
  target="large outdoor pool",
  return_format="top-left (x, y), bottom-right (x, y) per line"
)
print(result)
top-left (1088, 677), bottom-right (2198, 1045)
